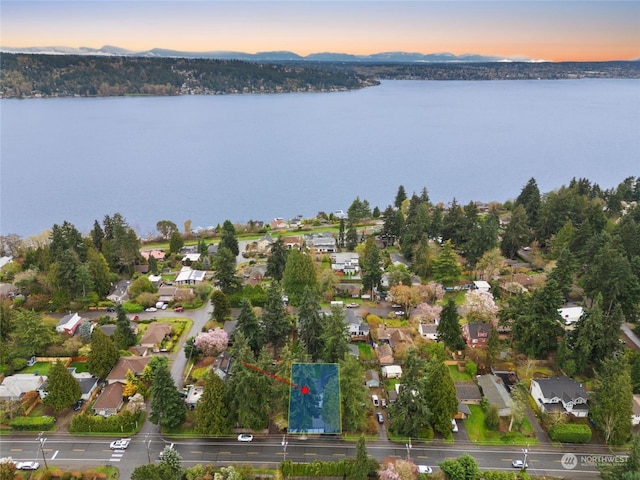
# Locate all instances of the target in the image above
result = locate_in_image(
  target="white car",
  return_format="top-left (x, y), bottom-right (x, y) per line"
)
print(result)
top-left (145, 307), bottom-right (157, 312)
top-left (451, 418), bottom-right (458, 432)
top-left (346, 303), bottom-right (359, 308)
top-left (16, 461), bottom-right (40, 470)
top-left (110, 438), bottom-right (131, 449)
top-left (512, 460), bottom-right (528, 469)
top-left (237, 434), bottom-right (253, 442)
top-left (417, 465), bottom-right (433, 474)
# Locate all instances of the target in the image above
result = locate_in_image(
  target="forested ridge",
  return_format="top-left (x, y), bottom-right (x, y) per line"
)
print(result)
top-left (1, 53), bottom-right (638, 99)
top-left (0, 53), bottom-right (376, 98)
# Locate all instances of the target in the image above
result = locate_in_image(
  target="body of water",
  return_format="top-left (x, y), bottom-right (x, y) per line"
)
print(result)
top-left (1, 79), bottom-right (638, 238)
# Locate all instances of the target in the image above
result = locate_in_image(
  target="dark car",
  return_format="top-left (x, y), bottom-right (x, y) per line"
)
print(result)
top-left (73, 399), bottom-right (85, 411)
top-left (376, 412), bottom-right (384, 424)
top-left (106, 307), bottom-right (116, 312)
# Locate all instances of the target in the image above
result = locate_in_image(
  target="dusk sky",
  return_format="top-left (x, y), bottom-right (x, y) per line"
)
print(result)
top-left (1, 1), bottom-right (639, 62)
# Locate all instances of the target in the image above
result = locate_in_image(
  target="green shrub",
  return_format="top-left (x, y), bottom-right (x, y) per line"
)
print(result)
top-left (11, 357), bottom-right (28, 371)
top-left (123, 301), bottom-right (144, 313)
top-left (10, 415), bottom-right (55, 431)
top-left (549, 423), bottom-right (592, 443)
top-left (69, 410), bottom-right (142, 434)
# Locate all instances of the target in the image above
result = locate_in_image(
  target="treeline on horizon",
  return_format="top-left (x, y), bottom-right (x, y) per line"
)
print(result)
top-left (1, 53), bottom-right (638, 98)
top-left (0, 53), bottom-right (374, 98)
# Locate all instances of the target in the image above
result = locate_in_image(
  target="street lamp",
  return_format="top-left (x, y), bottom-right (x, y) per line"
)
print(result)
top-left (37, 432), bottom-right (48, 469)
top-left (281, 435), bottom-right (289, 462)
top-left (405, 438), bottom-right (412, 461)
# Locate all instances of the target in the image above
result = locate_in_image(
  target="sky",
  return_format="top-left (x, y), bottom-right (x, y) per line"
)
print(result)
top-left (1, 1), bottom-right (639, 62)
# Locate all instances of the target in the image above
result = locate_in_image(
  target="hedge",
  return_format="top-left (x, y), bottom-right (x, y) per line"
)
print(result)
top-left (549, 423), bottom-right (592, 443)
top-left (10, 415), bottom-right (55, 431)
top-left (69, 410), bottom-right (143, 434)
top-left (280, 459), bottom-right (354, 477)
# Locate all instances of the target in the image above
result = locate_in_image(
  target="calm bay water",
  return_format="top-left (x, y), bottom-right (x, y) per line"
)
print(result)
top-left (1, 79), bottom-right (638, 238)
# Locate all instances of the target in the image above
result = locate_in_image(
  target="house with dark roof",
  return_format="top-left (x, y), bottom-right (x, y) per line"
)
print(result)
top-left (56, 312), bottom-right (83, 335)
top-left (462, 322), bottom-right (492, 348)
top-left (344, 310), bottom-right (370, 341)
top-left (530, 376), bottom-right (589, 418)
top-left (106, 356), bottom-right (152, 384)
top-left (477, 374), bottom-right (513, 416)
top-left (418, 322), bottom-right (438, 340)
top-left (139, 322), bottom-right (172, 349)
top-left (93, 381), bottom-right (124, 417)
top-left (365, 370), bottom-right (380, 388)
top-left (376, 343), bottom-right (394, 366)
top-left (455, 381), bottom-right (483, 405)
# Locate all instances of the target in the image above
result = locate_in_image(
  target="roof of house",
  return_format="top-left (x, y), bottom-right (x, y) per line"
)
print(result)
top-left (376, 343), bottom-right (394, 364)
top-left (464, 322), bottom-right (492, 340)
top-left (348, 344), bottom-right (359, 358)
top-left (107, 356), bottom-right (152, 382)
top-left (477, 374), bottom-right (513, 410)
top-left (458, 402), bottom-right (472, 415)
top-left (365, 370), bottom-right (380, 383)
top-left (455, 381), bottom-right (483, 402)
top-left (175, 267), bottom-right (206, 283)
top-left (223, 320), bottom-right (237, 337)
top-left (532, 376), bottom-right (589, 402)
top-left (139, 322), bottom-right (172, 347)
top-left (56, 312), bottom-right (82, 330)
top-left (0, 374), bottom-right (47, 400)
top-left (93, 381), bottom-right (124, 411)
top-left (419, 322), bottom-right (438, 336)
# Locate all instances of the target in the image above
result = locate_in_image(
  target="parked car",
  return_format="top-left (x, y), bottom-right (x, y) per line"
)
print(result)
top-left (106, 307), bottom-right (116, 312)
top-left (376, 412), bottom-right (384, 424)
top-left (16, 462), bottom-right (40, 470)
top-left (451, 418), bottom-right (458, 432)
top-left (73, 399), bottom-right (85, 411)
top-left (237, 434), bottom-right (253, 442)
top-left (512, 460), bottom-right (527, 469)
top-left (417, 465), bottom-right (433, 474)
top-left (174, 306), bottom-right (184, 312)
top-left (145, 307), bottom-right (157, 312)
top-left (381, 398), bottom-right (387, 408)
top-left (110, 438), bottom-right (131, 449)
top-left (131, 315), bottom-right (139, 321)
top-left (372, 394), bottom-right (379, 407)
top-left (346, 303), bottom-right (359, 308)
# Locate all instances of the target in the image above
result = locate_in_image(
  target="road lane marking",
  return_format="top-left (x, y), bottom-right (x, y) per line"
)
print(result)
top-left (247, 452), bottom-right (259, 455)
top-left (51, 450), bottom-right (59, 460)
top-left (332, 453), bottom-right (346, 456)
top-left (73, 449), bottom-right (85, 452)
top-left (9, 449), bottom-right (21, 452)
top-left (303, 453), bottom-right (317, 456)
top-left (190, 450), bottom-right (203, 454)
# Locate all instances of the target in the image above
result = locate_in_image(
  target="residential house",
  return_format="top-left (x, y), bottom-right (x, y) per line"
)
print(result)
top-left (185, 385), bottom-right (204, 409)
top-left (270, 218), bottom-right (288, 230)
top-left (38, 368), bottom-right (98, 402)
top-left (477, 374), bottom-right (513, 416)
top-left (348, 344), bottom-right (360, 359)
top-left (632, 395), bottom-right (640, 427)
top-left (0, 374), bottom-right (47, 401)
top-left (382, 365), bottom-right (403, 379)
top-left (56, 312), bottom-right (83, 335)
top-left (93, 382), bottom-right (124, 417)
top-left (175, 266), bottom-right (206, 285)
top-left (139, 322), bottom-right (173, 349)
top-left (343, 310), bottom-right (370, 341)
top-left (364, 370), bottom-right (380, 389)
top-left (334, 284), bottom-right (362, 299)
top-left (305, 233), bottom-right (337, 253)
top-left (223, 320), bottom-right (238, 341)
top-left (99, 321), bottom-right (138, 338)
top-left (212, 352), bottom-right (233, 382)
top-left (376, 343), bottom-right (394, 366)
top-left (207, 244), bottom-right (219, 257)
top-left (376, 327), bottom-right (413, 349)
top-left (282, 236), bottom-right (302, 250)
top-left (106, 356), bottom-right (152, 384)
top-left (462, 322), bottom-right (492, 348)
top-left (158, 285), bottom-right (179, 304)
top-left (455, 381), bottom-right (483, 405)
top-left (558, 306), bottom-right (584, 329)
top-left (182, 253), bottom-right (201, 263)
top-left (473, 280), bottom-right (491, 292)
top-left (418, 322), bottom-right (438, 340)
top-left (530, 376), bottom-right (589, 418)
top-left (330, 252), bottom-right (360, 275)
top-left (179, 246), bottom-right (199, 255)
top-left (140, 250), bottom-right (165, 261)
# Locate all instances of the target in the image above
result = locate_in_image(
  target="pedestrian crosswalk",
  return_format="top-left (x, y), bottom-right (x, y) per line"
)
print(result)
top-left (110, 449), bottom-right (126, 462)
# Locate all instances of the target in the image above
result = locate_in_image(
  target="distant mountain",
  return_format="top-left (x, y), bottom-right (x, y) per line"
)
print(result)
top-left (0, 45), bottom-right (540, 63)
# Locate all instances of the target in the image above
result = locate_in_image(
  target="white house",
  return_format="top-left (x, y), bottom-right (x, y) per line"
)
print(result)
top-left (381, 365), bottom-right (403, 379)
top-left (175, 266), bottom-right (206, 284)
top-left (473, 280), bottom-right (491, 292)
top-left (530, 377), bottom-right (589, 418)
top-left (418, 322), bottom-right (438, 340)
top-left (0, 374), bottom-right (47, 401)
top-left (55, 313), bottom-right (83, 335)
top-left (558, 306), bottom-right (584, 328)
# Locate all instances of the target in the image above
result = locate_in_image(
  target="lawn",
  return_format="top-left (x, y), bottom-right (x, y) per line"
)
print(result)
top-left (22, 362), bottom-right (52, 375)
top-left (69, 361), bottom-right (89, 373)
top-left (465, 404), bottom-right (538, 446)
top-left (356, 343), bottom-right (375, 361)
top-left (447, 364), bottom-right (473, 382)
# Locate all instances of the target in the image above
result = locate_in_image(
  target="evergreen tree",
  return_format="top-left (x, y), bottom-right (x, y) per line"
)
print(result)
top-left (90, 219), bottom-right (104, 250)
top-left (113, 304), bottom-right (137, 350)
top-left (210, 289), bottom-right (231, 322)
top-left (437, 299), bottom-right (465, 351)
top-left (220, 220), bottom-right (239, 256)
top-left (591, 355), bottom-right (633, 445)
top-left (388, 351), bottom-right (431, 437)
top-left (425, 358), bottom-right (458, 436)
top-left (195, 370), bottom-right (231, 435)
top-left (296, 287), bottom-right (325, 361)
top-left (441, 199), bottom-right (466, 246)
top-left (169, 230), bottom-right (184, 254)
top-left (150, 361), bottom-right (186, 430)
top-left (346, 222), bottom-right (359, 250)
top-left (432, 240), bottom-right (461, 286)
top-left (350, 435), bottom-right (370, 480)
top-left (394, 185), bottom-right (407, 209)
top-left (266, 237), bottom-right (288, 281)
top-left (261, 282), bottom-right (290, 357)
top-left (361, 238), bottom-right (382, 296)
top-left (501, 204), bottom-right (530, 258)
top-left (515, 177), bottom-right (541, 232)
top-left (338, 218), bottom-right (346, 248)
top-left (212, 246), bottom-right (240, 294)
top-left (321, 306), bottom-right (350, 363)
top-left (148, 254), bottom-right (158, 275)
top-left (234, 298), bottom-right (263, 355)
top-left (339, 354), bottom-right (367, 432)
top-left (87, 328), bottom-right (119, 379)
top-left (43, 361), bottom-right (81, 413)
top-left (282, 249), bottom-right (317, 304)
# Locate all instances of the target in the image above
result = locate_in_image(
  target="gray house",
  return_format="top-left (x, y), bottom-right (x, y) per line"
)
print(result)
top-left (477, 374), bottom-right (513, 416)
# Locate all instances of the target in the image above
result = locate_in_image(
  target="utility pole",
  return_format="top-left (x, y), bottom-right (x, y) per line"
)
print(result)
top-left (281, 435), bottom-right (289, 462)
top-left (36, 432), bottom-right (48, 469)
top-left (405, 438), bottom-right (412, 461)
top-left (145, 433), bottom-right (152, 464)
top-left (522, 447), bottom-right (529, 470)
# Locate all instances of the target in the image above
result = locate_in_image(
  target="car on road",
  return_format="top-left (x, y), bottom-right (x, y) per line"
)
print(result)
top-left (145, 307), bottom-right (157, 312)
top-left (394, 311), bottom-right (405, 318)
top-left (106, 307), bottom-right (116, 312)
top-left (174, 306), bottom-right (184, 312)
top-left (376, 412), bottom-right (384, 424)
top-left (131, 315), bottom-right (139, 321)
top-left (16, 462), bottom-right (40, 470)
top-left (237, 434), bottom-right (253, 442)
top-left (372, 394), bottom-right (379, 407)
top-left (417, 465), bottom-right (433, 474)
top-left (511, 460), bottom-right (527, 469)
top-left (110, 438), bottom-right (131, 449)
top-left (346, 303), bottom-right (359, 308)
